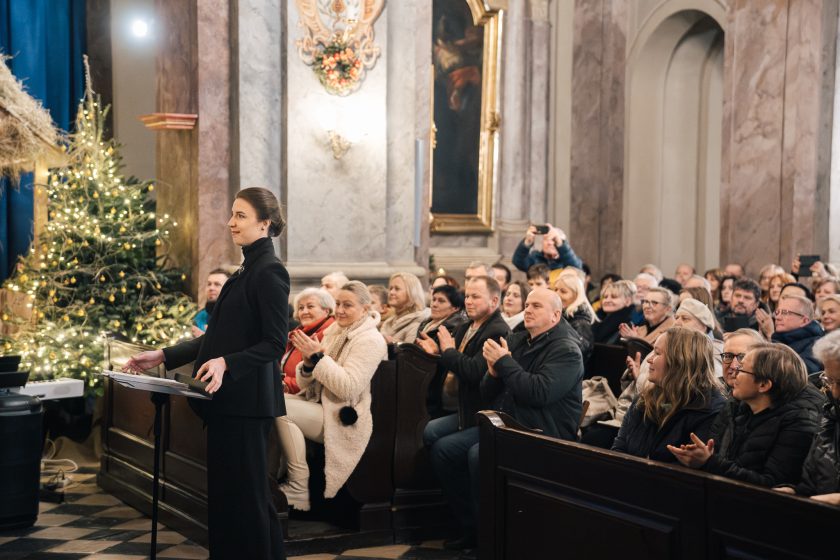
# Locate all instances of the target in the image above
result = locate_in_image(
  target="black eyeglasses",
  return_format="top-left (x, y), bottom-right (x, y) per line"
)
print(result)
top-left (734, 365), bottom-right (765, 379)
top-left (819, 373), bottom-right (840, 388)
top-left (720, 352), bottom-right (746, 363)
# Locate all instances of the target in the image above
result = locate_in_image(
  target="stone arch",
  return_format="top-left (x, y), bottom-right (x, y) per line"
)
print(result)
top-left (622, 3), bottom-right (726, 277)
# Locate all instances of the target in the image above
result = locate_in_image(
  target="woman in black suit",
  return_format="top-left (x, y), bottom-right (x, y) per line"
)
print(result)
top-left (124, 187), bottom-right (289, 560)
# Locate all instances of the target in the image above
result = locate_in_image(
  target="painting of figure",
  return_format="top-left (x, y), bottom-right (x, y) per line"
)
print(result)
top-left (431, 0), bottom-right (485, 217)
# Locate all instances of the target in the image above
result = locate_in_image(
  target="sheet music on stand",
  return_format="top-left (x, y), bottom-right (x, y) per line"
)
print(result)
top-left (98, 370), bottom-right (211, 400)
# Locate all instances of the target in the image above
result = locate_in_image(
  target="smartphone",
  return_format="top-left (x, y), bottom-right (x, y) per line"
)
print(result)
top-left (798, 254), bottom-right (820, 277)
top-left (534, 224), bottom-right (550, 234)
top-left (723, 315), bottom-right (752, 332)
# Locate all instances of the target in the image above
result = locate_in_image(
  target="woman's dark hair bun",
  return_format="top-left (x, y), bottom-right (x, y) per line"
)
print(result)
top-left (235, 187), bottom-right (285, 237)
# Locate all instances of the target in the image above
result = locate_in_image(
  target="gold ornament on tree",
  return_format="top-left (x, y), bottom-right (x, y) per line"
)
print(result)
top-left (294, 0), bottom-right (384, 95)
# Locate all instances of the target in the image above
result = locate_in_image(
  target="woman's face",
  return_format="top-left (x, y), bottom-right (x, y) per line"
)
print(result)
top-left (759, 271), bottom-right (773, 292)
top-left (819, 300), bottom-right (840, 332)
top-left (705, 273), bottom-right (720, 295)
top-left (227, 198), bottom-right (269, 246)
top-left (430, 292), bottom-right (456, 320)
top-left (297, 295), bottom-right (329, 327)
top-left (731, 352), bottom-right (762, 402)
top-left (503, 284), bottom-right (524, 316)
top-left (646, 334), bottom-right (668, 385)
top-left (674, 311), bottom-right (706, 334)
top-left (769, 278), bottom-right (784, 303)
top-left (720, 279), bottom-right (734, 304)
top-left (554, 279), bottom-right (576, 308)
top-left (388, 277), bottom-right (411, 311)
top-left (601, 289), bottom-right (631, 313)
top-left (816, 282), bottom-right (839, 302)
top-left (335, 290), bottom-right (366, 327)
top-left (642, 292), bottom-right (670, 326)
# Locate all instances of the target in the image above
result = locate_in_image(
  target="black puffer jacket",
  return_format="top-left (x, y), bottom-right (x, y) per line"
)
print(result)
top-left (703, 385), bottom-right (823, 487)
top-left (566, 306), bottom-right (594, 363)
top-left (771, 321), bottom-right (825, 374)
top-left (612, 389), bottom-right (726, 462)
top-left (795, 399), bottom-right (840, 496)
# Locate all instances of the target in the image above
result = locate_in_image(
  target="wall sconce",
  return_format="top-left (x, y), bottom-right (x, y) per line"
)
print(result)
top-left (327, 130), bottom-right (352, 159)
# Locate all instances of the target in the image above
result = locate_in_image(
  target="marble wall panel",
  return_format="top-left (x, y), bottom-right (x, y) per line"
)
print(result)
top-left (779, 0), bottom-right (836, 265)
top-left (285, 4), bottom-right (389, 265)
top-left (720, 0), bottom-right (788, 275)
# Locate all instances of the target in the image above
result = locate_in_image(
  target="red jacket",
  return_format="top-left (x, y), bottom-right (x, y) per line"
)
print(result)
top-left (280, 316), bottom-right (335, 394)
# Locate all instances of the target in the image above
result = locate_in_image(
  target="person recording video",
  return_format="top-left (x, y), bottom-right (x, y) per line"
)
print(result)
top-left (512, 223), bottom-right (582, 273)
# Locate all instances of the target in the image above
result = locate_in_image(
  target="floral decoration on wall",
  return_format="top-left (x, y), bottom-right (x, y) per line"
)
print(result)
top-left (295, 0), bottom-right (385, 96)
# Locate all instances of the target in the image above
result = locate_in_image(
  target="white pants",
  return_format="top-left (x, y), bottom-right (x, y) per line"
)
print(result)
top-left (275, 395), bottom-right (324, 482)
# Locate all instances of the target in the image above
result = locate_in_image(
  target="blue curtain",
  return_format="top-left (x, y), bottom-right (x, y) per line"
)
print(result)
top-left (0, 0), bottom-right (86, 280)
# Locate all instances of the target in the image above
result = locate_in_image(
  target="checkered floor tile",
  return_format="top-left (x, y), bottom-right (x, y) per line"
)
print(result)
top-left (0, 464), bottom-right (460, 559)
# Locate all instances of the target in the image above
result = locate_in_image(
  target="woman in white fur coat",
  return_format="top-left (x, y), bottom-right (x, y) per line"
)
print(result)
top-left (276, 281), bottom-right (387, 510)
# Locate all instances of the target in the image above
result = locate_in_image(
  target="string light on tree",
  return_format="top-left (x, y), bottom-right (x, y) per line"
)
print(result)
top-left (1, 63), bottom-right (196, 395)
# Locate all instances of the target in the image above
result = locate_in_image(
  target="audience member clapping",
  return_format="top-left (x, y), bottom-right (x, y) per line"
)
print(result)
top-left (500, 280), bottom-right (529, 330)
top-left (512, 224), bottom-right (582, 273)
top-left (818, 295), bottom-right (840, 334)
top-left (281, 288), bottom-right (336, 394)
top-left (630, 272), bottom-right (659, 324)
top-left (674, 298), bottom-right (723, 377)
top-left (668, 344), bottom-right (821, 487)
top-left (612, 328), bottom-right (726, 462)
top-left (619, 287), bottom-right (675, 345)
top-left (593, 280), bottom-right (636, 344)
top-left (380, 272), bottom-right (429, 344)
top-left (775, 331), bottom-right (840, 504)
top-left (417, 285), bottom-right (468, 339)
top-left (554, 269), bottom-right (596, 363)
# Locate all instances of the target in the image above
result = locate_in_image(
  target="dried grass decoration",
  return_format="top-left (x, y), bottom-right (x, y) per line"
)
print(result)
top-left (0, 55), bottom-right (59, 177)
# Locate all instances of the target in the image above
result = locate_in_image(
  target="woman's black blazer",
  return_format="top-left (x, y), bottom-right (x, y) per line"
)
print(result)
top-left (162, 237), bottom-right (289, 418)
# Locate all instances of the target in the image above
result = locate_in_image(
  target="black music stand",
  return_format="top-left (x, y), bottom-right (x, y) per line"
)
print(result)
top-left (99, 371), bottom-right (209, 559)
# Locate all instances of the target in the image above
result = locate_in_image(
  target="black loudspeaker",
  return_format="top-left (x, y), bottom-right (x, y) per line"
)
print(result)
top-left (0, 389), bottom-right (43, 529)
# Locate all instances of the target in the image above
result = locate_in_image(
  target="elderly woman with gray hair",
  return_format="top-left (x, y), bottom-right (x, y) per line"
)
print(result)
top-left (277, 281), bottom-right (387, 511)
top-left (281, 288), bottom-right (335, 394)
top-left (380, 272), bottom-right (429, 344)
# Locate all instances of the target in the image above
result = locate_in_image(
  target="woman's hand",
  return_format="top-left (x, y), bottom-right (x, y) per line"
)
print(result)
top-left (626, 352), bottom-right (642, 380)
top-left (811, 260), bottom-right (829, 279)
top-left (416, 332), bottom-right (440, 355)
top-left (666, 432), bottom-right (714, 468)
top-left (122, 350), bottom-right (165, 374)
top-left (791, 256), bottom-right (801, 275)
top-left (197, 357), bottom-right (227, 394)
top-left (437, 326), bottom-right (456, 352)
top-left (290, 330), bottom-right (324, 364)
top-left (619, 323), bottom-right (640, 339)
top-left (773, 486), bottom-right (796, 494)
top-left (811, 493), bottom-right (840, 505)
top-left (190, 325), bottom-right (204, 338)
top-left (755, 308), bottom-right (774, 338)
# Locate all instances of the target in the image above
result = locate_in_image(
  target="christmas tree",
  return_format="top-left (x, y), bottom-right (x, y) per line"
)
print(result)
top-left (1, 70), bottom-right (196, 394)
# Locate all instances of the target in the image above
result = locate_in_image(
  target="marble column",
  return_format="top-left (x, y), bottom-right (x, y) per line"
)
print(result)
top-left (527, 0), bottom-right (551, 226)
top-left (721, 0), bottom-right (836, 276)
top-left (154, 0), bottom-right (235, 299)
top-left (569, 0), bottom-right (627, 277)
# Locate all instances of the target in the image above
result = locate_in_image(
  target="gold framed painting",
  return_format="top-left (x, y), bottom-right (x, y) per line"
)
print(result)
top-left (430, 0), bottom-right (503, 233)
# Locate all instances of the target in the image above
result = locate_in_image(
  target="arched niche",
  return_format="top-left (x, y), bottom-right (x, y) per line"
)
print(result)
top-left (622, 5), bottom-right (725, 277)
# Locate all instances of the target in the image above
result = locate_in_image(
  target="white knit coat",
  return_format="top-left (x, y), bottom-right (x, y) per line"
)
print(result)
top-left (295, 312), bottom-right (387, 498)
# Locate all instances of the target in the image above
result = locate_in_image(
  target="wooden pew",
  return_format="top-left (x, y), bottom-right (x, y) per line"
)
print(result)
top-left (478, 410), bottom-right (840, 560)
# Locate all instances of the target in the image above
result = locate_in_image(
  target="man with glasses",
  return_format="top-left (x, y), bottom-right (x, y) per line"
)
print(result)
top-left (720, 329), bottom-right (765, 389)
top-left (770, 295), bottom-right (825, 374)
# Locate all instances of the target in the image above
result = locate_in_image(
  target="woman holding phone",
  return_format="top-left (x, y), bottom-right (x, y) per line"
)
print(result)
top-left (123, 187), bottom-right (289, 560)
